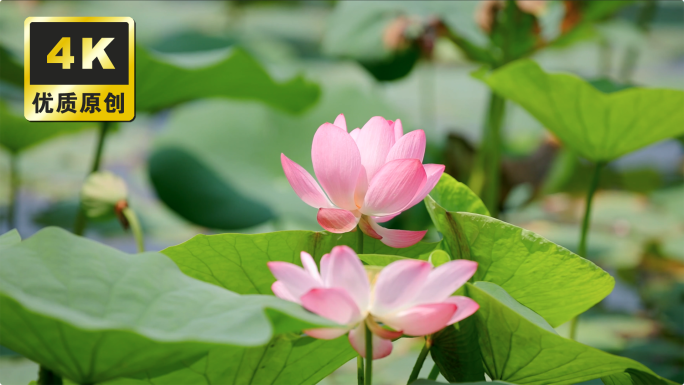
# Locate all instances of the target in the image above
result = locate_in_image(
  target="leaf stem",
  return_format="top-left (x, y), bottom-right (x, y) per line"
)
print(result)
top-left (407, 338), bottom-right (432, 384)
top-left (365, 322), bottom-right (372, 385)
top-left (122, 207), bottom-right (145, 252)
top-left (419, 63), bottom-right (436, 137)
top-left (356, 224), bottom-right (364, 254)
top-left (38, 365), bottom-right (62, 385)
top-left (428, 363), bottom-right (439, 380)
top-left (578, 162), bottom-right (604, 258)
top-left (598, 39), bottom-right (612, 78)
top-left (481, 92), bottom-right (506, 218)
top-left (570, 161), bottom-right (604, 341)
top-left (618, 1), bottom-right (656, 83)
top-left (73, 121), bottom-right (111, 236)
top-left (7, 152), bottom-right (18, 231)
top-left (357, 355), bottom-right (364, 385)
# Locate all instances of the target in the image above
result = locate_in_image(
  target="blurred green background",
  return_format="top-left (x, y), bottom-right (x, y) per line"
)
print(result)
top-left (0, 1), bottom-right (682, 384)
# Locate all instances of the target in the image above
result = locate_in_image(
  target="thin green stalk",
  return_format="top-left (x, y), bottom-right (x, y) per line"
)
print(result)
top-left (357, 355), bottom-right (364, 385)
top-left (7, 152), bottom-right (18, 230)
top-left (365, 322), bottom-right (373, 385)
top-left (619, 46), bottom-right (639, 84)
top-left (570, 161), bottom-right (604, 340)
top-left (357, 226), bottom-right (365, 385)
top-left (618, 1), bottom-right (656, 83)
top-left (122, 207), bottom-right (144, 252)
top-left (578, 162), bottom-right (604, 258)
top-left (419, 63), bottom-right (436, 136)
top-left (467, 109), bottom-right (488, 197)
top-left (481, 92), bottom-right (506, 218)
top-left (407, 339), bottom-right (431, 384)
top-left (90, 122), bottom-right (111, 173)
top-left (356, 225), bottom-right (364, 254)
top-left (598, 39), bottom-right (612, 78)
top-left (73, 121), bottom-right (111, 235)
top-left (428, 364), bottom-right (440, 380)
top-left (37, 365), bottom-right (62, 385)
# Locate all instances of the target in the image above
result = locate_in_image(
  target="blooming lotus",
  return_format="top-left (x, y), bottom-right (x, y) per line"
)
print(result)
top-left (268, 246), bottom-right (479, 359)
top-left (281, 115), bottom-right (445, 248)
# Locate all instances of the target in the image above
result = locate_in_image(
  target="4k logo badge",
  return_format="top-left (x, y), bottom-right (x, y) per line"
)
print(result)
top-left (24, 17), bottom-right (135, 122)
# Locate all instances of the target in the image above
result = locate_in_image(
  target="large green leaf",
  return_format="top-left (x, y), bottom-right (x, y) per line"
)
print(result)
top-left (161, 230), bottom-right (438, 295)
top-left (137, 47), bottom-right (319, 114)
top-left (488, 0), bottom-right (539, 64)
top-left (428, 173), bottom-right (489, 216)
top-left (425, 176), bottom-right (614, 327)
top-left (467, 282), bottom-right (676, 385)
top-left (484, 59), bottom-right (684, 162)
top-left (106, 334), bottom-right (355, 385)
top-left (148, 147), bottom-right (274, 230)
top-left (430, 316), bottom-right (485, 383)
top-left (0, 102), bottom-right (92, 153)
top-left (0, 229), bottom-right (20, 250)
top-left (0, 227), bottom-right (335, 384)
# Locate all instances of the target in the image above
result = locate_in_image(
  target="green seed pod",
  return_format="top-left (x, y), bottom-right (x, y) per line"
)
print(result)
top-left (428, 250), bottom-right (450, 268)
top-left (80, 171), bottom-right (128, 219)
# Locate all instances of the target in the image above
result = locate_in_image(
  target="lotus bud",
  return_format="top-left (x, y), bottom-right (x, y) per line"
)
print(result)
top-left (80, 171), bottom-right (128, 220)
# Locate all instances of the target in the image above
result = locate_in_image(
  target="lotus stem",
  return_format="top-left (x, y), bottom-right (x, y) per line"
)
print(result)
top-left (407, 337), bottom-right (432, 384)
top-left (7, 152), bottom-right (18, 231)
top-left (365, 322), bottom-right (372, 385)
top-left (357, 355), bottom-right (364, 385)
top-left (578, 162), bottom-right (604, 259)
top-left (356, 224), bottom-right (364, 254)
top-left (73, 121), bottom-right (111, 236)
top-left (619, 1), bottom-right (656, 83)
top-left (570, 161), bottom-right (604, 340)
top-left (598, 39), bottom-right (612, 78)
top-left (419, 62), bottom-right (436, 137)
top-left (428, 363), bottom-right (440, 380)
top-left (122, 206), bottom-right (145, 252)
top-left (481, 92), bottom-right (506, 218)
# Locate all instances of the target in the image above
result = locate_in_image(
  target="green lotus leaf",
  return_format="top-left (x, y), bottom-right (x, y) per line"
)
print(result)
top-left (137, 47), bottom-right (319, 114)
top-left (0, 102), bottom-right (92, 154)
top-left (425, 175), bottom-right (614, 326)
top-left (468, 282), bottom-right (676, 385)
top-left (428, 173), bottom-right (490, 217)
top-left (148, 147), bottom-right (274, 230)
top-left (0, 227), bottom-right (335, 384)
top-left (104, 334), bottom-right (354, 385)
top-left (484, 59), bottom-right (684, 162)
top-left (0, 229), bottom-right (20, 250)
top-left (161, 230), bottom-right (439, 295)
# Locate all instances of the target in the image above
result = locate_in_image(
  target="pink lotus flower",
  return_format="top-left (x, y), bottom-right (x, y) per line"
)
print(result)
top-left (281, 115), bottom-right (445, 248)
top-left (268, 246), bottom-right (479, 359)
